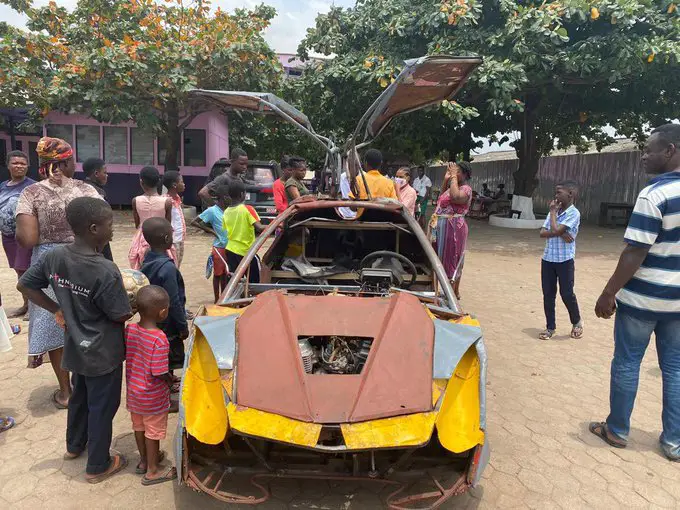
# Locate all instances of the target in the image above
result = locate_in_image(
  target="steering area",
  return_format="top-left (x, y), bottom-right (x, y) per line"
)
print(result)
top-left (359, 250), bottom-right (418, 289)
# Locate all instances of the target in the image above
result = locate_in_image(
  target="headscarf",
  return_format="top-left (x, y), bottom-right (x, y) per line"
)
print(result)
top-left (36, 137), bottom-right (73, 181)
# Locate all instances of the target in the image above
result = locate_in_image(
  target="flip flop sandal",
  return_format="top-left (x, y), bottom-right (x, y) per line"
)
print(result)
top-left (52, 389), bottom-right (68, 410)
top-left (0, 417), bottom-right (15, 433)
top-left (539, 329), bottom-right (555, 340)
top-left (571, 322), bottom-right (584, 339)
top-left (135, 450), bottom-right (166, 475)
top-left (86, 454), bottom-right (128, 484)
top-left (589, 422), bottom-right (627, 449)
top-left (141, 466), bottom-right (177, 486)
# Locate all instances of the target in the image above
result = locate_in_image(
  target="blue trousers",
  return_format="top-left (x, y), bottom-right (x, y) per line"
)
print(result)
top-left (606, 308), bottom-right (680, 456)
top-left (66, 365), bottom-right (122, 475)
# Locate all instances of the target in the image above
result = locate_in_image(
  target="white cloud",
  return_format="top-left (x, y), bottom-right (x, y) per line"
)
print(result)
top-left (1, 0), bottom-right (355, 53)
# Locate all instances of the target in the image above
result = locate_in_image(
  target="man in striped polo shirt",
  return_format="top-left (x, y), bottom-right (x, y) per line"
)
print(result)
top-left (592, 123), bottom-right (680, 461)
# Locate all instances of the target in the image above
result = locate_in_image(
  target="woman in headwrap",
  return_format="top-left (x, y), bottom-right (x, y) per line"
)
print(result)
top-left (428, 161), bottom-right (473, 301)
top-left (15, 137), bottom-right (102, 409)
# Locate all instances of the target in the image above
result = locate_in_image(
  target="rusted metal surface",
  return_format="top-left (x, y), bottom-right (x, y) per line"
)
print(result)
top-left (187, 464), bottom-right (470, 509)
top-left (235, 290), bottom-right (434, 423)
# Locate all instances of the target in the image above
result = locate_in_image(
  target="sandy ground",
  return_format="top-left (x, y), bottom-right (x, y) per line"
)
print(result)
top-left (0, 213), bottom-right (677, 509)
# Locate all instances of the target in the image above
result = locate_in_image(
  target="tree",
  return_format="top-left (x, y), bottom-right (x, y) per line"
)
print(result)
top-left (0, 0), bottom-right (282, 169)
top-left (294, 0), bottom-right (680, 198)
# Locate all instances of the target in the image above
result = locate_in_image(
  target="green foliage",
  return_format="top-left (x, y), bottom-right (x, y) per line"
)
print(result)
top-left (278, 0), bottom-right (680, 194)
top-left (0, 0), bottom-right (282, 168)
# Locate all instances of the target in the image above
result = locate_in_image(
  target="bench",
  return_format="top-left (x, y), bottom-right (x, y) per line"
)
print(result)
top-left (599, 202), bottom-right (634, 228)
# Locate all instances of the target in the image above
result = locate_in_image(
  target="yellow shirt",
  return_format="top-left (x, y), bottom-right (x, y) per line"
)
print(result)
top-left (222, 204), bottom-right (259, 256)
top-left (351, 170), bottom-right (398, 200)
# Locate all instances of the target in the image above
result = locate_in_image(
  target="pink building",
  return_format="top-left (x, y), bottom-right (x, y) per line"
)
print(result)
top-left (0, 110), bottom-right (229, 206)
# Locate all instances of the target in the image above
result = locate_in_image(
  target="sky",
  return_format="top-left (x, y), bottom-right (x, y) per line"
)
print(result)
top-left (0, 0), bottom-right (356, 54)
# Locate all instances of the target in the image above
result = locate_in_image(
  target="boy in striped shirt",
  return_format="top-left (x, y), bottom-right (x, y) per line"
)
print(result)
top-left (125, 285), bottom-right (177, 485)
top-left (592, 123), bottom-right (680, 462)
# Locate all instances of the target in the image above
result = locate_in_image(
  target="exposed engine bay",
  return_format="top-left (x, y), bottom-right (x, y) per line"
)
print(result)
top-left (298, 336), bottom-right (373, 375)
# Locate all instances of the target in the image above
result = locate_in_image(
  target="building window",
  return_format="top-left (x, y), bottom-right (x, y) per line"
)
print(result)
top-left (46, 124), bottom-right (73, 146)
top-left (104, 127), bottom-right (128, 164)
top-left (130, 128), bottom-right (154, 165)
top-left (183, 129), bottom-right (206, 166)
top-left (158, 138), bottom-right (180, 169)
top-left (76, 125), bottom-right (101, 162)
top-left (288, 69), bottom-right (302, 77)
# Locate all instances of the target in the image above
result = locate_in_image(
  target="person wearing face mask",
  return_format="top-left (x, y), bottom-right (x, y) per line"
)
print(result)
top-left (15, 137), bottom-right (102, 409)
top-left (395, 167), bottom-right (417, 216)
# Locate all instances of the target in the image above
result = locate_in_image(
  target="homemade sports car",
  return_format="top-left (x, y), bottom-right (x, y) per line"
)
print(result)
top-left (177, 55), bottom-right (488, 509)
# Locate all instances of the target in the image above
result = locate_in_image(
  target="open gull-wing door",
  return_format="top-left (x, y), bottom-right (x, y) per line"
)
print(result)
top-left (346, 55), bottom-right (482, 199)
top-left (188, 90), bottom-right (334, 158)
top-left (353, 55), bottom-right (483, 145)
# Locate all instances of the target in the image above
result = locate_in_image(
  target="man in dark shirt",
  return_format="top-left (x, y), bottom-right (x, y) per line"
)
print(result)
top-left (197, 148), bottom-right (248, 207)
top-left (140, 217), bottom-right (189, 370)
top-left (82, 157), bottom-right (113, 261)
top-left (18, 197), bottom-right (132, 484)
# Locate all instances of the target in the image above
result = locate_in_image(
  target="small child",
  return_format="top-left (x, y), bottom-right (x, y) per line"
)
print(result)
top-left (125, 285), bottom-right (177, 485)
top-left (538, 180), bottom-right (583, 340)
top-left (223, 180), bottom-right (266, 283)
top-left (162, 171), bottom-right (186, 268)
top-left (140, 218), bottom-right (188, 373)
top-left (18, 197), bottom-right (132, 483)
top-left (128, 167), bottom-right (173, 270)
top-left (191, 183), bottom-right (230, 303)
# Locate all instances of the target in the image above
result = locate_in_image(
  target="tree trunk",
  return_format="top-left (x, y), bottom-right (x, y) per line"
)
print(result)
top-left (512, 97), bottom-right (541, 197)
top-left (163, 102), bottom-right (181, 171)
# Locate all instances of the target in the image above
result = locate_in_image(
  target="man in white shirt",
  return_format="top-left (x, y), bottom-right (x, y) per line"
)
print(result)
top-left (338, 171), bottom-right (357, 219)
top-left (412, 167), bottom-right (432, 226)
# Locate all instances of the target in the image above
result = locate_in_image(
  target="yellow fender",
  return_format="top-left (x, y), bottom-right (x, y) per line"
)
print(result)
top-left (435, 345), bottom-right (485, 453)
top-left (181, 332), bottom-right (229, 445)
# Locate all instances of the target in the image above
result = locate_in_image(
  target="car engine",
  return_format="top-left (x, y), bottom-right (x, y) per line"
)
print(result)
top-left (298, 336), bottom-right (373, 375)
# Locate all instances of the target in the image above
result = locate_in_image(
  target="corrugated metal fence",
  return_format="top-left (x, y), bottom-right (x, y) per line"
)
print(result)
top-left (427, 151), bottom-right (647, 223)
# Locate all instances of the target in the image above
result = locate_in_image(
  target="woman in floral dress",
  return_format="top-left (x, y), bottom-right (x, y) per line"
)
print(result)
top-left (429, 161), bottom-right (473, 300)
top-left (15, 137), bottom-right (102, 408)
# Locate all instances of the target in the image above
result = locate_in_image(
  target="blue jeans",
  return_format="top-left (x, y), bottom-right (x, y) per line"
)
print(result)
top-left (606, 308), bottom-right (680, 456)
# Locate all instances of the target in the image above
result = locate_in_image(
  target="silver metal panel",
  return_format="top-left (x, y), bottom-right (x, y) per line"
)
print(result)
top-left (193, 315), bottom-right (238, 369)
top-left (476, 338), bottom-right (488, 431)
top-left (432, 320), bottom-right (483, 379)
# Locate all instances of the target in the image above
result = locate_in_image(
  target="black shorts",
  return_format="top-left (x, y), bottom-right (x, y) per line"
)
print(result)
top-left (226, 250), bottom-right (261, 283)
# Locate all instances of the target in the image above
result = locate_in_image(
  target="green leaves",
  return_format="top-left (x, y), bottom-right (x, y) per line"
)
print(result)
top-left (0, 0), bottom-right (281, 164)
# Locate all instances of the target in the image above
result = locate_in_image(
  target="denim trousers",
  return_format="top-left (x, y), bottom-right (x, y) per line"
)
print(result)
top-left (606, 308), bottom-right (680, 455)
top-left (541, 259), bottom-right (581, 330)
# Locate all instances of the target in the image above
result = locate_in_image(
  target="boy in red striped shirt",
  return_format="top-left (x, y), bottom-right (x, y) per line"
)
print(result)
top-left (125, 285), bottom-right (177, 485)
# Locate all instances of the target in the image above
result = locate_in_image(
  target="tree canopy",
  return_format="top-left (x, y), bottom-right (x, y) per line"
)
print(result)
top-left (0, 0), bottom-right (282, 169)
top-left (287, 0), bottom-right (680, 196)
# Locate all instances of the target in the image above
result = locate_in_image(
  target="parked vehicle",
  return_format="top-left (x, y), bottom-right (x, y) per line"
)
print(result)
top-left (180, 55), bottom-right (486, 509)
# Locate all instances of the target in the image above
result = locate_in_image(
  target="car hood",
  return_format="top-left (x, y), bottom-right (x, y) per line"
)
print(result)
top-left (234, 290), bottom-right (434, 424)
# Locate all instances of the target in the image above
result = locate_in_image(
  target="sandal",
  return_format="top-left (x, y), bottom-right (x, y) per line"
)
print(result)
top-left (0, 416), bottom-right (15, 433)
top-left (539, 329), bottom-right (555, 340)
top-left (85, 454), bottom-right (128, 484)
top-left (571, 322), bottom-right (584, 339)
top-left (589, 422), bottom-right (627, 449)
top-left (141, 466), bottom-right (177, 486)
top-left (63, 450), bottom-right (83, 460)
top-left (135, 450), bottom-right (166, 475)
top-left (52, 389), bottom-right (68, 410)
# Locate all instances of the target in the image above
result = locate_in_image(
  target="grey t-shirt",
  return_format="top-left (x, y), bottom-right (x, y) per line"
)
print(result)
top-left (20, 245), bottom-right (131, 377)
top-left (207, 172), bottom-right (243, 194)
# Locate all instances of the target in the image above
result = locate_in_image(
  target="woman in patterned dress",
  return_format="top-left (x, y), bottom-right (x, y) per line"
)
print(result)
top-left (15, 137), bottom-right (102, 408)
top-left (429, 161), bottom-right (473, 301)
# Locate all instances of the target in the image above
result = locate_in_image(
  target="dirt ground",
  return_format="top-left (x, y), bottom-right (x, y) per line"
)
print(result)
top-left (0, 212), bottom-right (677, 509)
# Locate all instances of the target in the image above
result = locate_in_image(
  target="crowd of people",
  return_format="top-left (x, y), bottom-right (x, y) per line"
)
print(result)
top-left (0, 122), bottom-right (679, 490)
